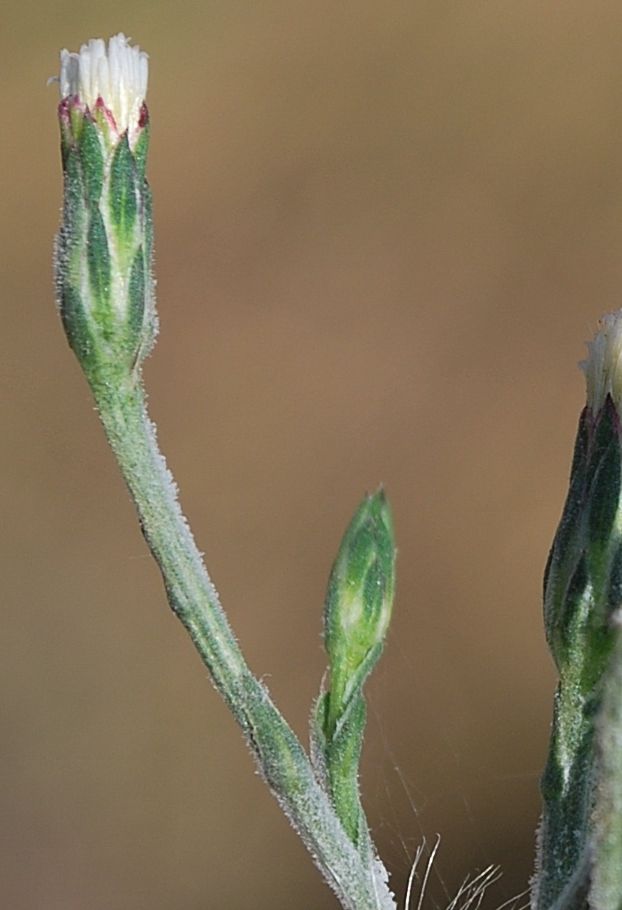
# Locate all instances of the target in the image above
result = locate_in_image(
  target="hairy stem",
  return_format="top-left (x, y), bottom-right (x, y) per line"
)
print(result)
top-left (88, 368), bottom-right (394, 910)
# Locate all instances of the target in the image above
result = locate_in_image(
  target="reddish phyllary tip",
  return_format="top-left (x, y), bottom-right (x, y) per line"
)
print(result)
top-left (92, 96), bottom-right (118, 133)
top-left (58, 96), bottom-right (71, 122)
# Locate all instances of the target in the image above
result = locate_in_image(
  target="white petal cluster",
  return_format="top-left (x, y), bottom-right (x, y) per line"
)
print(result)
top-left (60, 34), bottom-right (148, 135)
top-left (582, 310), bottom-right (622, 414)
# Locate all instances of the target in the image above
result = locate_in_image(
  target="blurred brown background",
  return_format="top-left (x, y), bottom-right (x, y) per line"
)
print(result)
top-left (4, 1), bottom-right (622, 907)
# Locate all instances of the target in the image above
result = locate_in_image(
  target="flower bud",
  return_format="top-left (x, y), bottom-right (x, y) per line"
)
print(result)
top-left (312, 490), bottom-right (396, 846)
top-left (324, 489), bottom-right (396, 734)
top-left (536, 311), bottom-right (622, 909)
top-left (55, 35), bottom-right (155, 381)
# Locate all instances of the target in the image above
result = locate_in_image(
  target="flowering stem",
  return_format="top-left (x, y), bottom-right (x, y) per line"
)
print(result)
top-left (87, 367), bottom-right (394, 910)
top-left (54, 34), bottom-right (397, 908)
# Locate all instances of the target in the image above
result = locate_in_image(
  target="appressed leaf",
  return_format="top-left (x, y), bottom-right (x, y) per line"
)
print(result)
top-left (324, 691), bottom-right (367, 845)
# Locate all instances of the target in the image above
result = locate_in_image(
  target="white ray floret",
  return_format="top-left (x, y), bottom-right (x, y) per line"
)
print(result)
top-left (59, 34), bottom-right (148, 135)
top-left (582, 309), bottom-right (622, 414)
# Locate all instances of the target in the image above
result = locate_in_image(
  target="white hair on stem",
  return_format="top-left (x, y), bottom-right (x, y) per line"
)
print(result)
top-left (59, 34), bottom-right (148, 135)
top-left (404, 837), bottom-right (529, 910)
top-left (404, 838), bottom-right (429, 910)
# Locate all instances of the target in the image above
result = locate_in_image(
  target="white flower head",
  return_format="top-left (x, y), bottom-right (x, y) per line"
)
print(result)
top-left (582, 309), bottom-right (622, 414)
top-left (60, 34), bottom-right (148, 137)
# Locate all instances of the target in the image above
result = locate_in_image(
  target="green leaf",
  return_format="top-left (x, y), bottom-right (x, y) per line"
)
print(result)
top-left (324, 692), bottom-right (367, 845)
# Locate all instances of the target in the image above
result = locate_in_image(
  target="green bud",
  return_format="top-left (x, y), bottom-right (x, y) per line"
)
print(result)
top-left (312, 490), bottom-right (395, 848)
top-left (535, 311), bottom-right (622, 910)
top-left (55, 35), bottom-right (156, 383)
top-left (324, 489), bottom-right (396, 735)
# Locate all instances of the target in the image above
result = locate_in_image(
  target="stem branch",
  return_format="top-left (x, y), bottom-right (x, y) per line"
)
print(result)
top-left (90, 371), bottom-right (394, 910)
